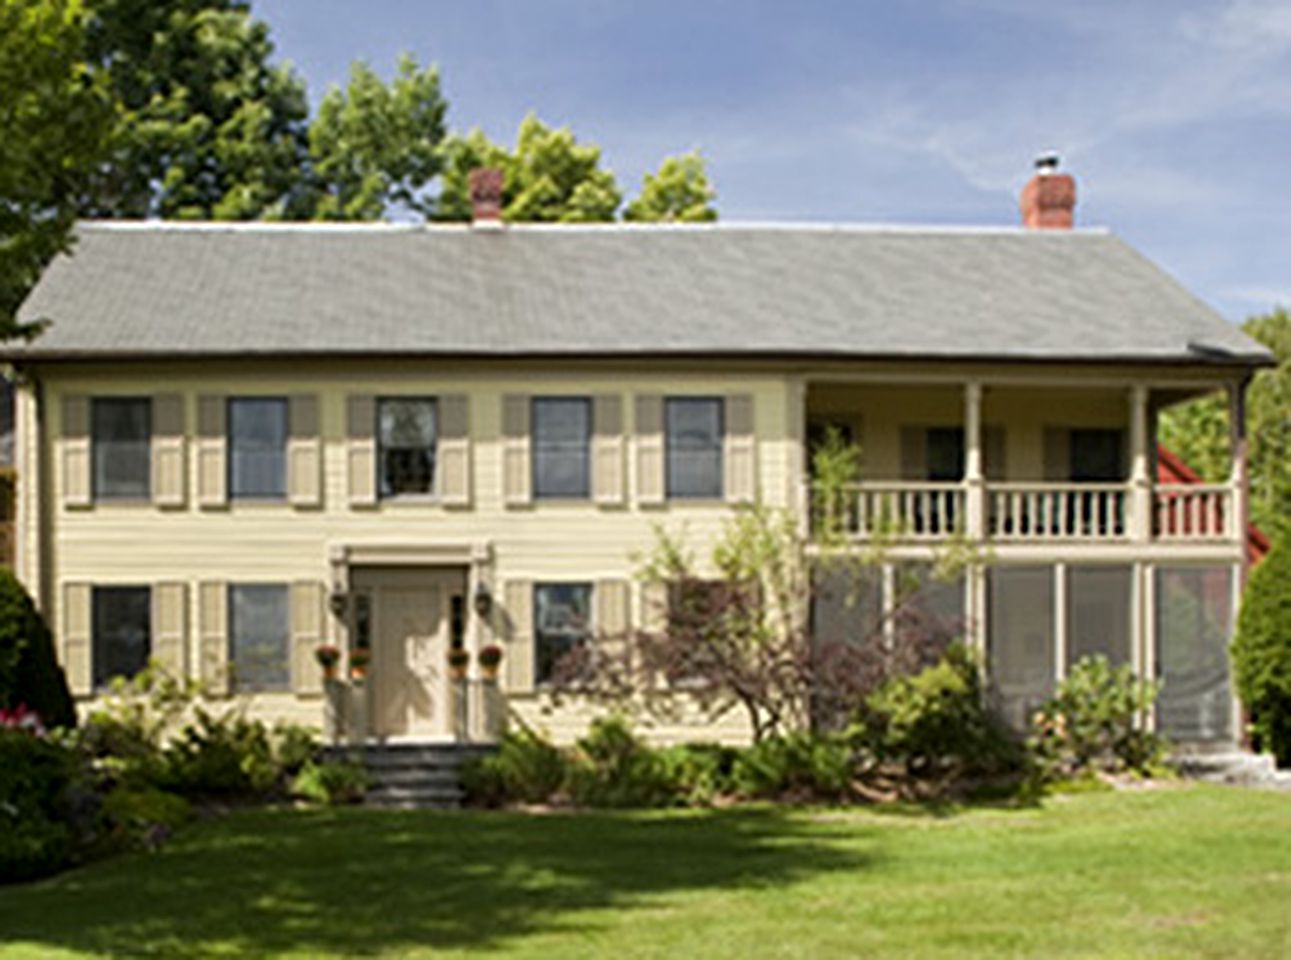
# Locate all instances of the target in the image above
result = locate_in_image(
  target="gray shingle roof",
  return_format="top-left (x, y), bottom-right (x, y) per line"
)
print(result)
top-left (6, 221), bottom-right (1272, 365)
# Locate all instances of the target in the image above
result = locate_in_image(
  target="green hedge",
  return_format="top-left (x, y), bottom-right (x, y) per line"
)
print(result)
top-left (1234, 538), bottom-right (1291, 764)
top-left (0, 569), bottom-right (75, 730)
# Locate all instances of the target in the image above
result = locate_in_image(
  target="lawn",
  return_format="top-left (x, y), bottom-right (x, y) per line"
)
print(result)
top-left (1, 785), bottom-right (1288, 959)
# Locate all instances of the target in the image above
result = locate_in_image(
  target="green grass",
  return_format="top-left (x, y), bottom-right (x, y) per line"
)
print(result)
top-left (2, 785), bottom-right (1289, 959)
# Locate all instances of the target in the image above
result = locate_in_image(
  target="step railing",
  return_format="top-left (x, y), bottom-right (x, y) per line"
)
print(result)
top-left (1153, 484), bottom-right (1231, 542)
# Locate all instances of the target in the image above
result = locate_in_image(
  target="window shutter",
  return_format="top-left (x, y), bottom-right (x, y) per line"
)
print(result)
top-left (596, 578), bottom-right (631, 669)
top-left (199, 581), bottom-right (229, 696)
top-left (151, 394), bottom-right (186, 508)
top-left (724, 394), bottom-right (756, 504)
top-left (346, 395), bottom-right (377, 507)
top-left (900, 426), bottom-right (927, 480)
top-left (196, 395), bottom-right (227, 508)
top-left (61, 582), bottom-right (92, 696)
top-left (503, 579), bottom-right (534, 693)
top-left (592, 395), bottom-right (625, 505)
top-left (438, 394), bottom-right (472, 507)
top-left (287, 395), bottom-right (322, 508)
top-left (984, 425), bottom-right (1007, 481)
top-left (502, 395), bottom-right (531, 507)
top-left (61, 395), bottom-right (91, 509)
top-left (635, 394), bottom-right (665, 505)
top-left (290, 581), bottom-right (324, 698)
top-left (152, 582), bottom-right (188, 678)
top-left (640, 581), bottom-right (670, 634)
top-left (1043, 428), bottom-right (1070, 482)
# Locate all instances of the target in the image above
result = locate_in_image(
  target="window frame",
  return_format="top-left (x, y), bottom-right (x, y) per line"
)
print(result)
top-left (376, 396), bottom-right (439, 500)
top-left (531, 396), bottom-right (592, 500)
top-left (227, 396), bottom-right (289, 501)
top-left (227, 582), bottom-right (291, 693)
top-left (664, 396), bottom-right (725, 500)
top-left (91, 585), bottom-right (152, 689)
top-left (533, 581), bottom-right (594, 687)
top-left (91, 396), bottom-right (152, 502)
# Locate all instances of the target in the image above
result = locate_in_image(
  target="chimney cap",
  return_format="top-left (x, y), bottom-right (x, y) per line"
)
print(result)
top-left (1034, 152), bottom-right (1061, 174)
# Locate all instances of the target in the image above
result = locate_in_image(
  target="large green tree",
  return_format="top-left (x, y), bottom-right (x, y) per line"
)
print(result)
top-left (624, 151), bottom-right (718, 223)
top-left (80, 0), bottom-right (310, 220)
top-left (436, 113), bottom-right (623, 223)
top-left (304, 55), bottom-right (447, 221)
top-left (1159, 308), bottom-right (1291, 538)
top-left (0, 0), bottom-right (112, 339)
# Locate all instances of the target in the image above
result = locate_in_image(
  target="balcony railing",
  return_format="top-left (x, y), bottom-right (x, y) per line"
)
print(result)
top-left (809, 481), bottom-right (1235, 546)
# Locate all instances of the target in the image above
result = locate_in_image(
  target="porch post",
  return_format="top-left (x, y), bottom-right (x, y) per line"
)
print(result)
top-left (1228, 378), bottom-right (1251, 580)
top-left (963, 381), bottom-right (984, 539)
top-left (1128, 385), bottom-right (1151, 543)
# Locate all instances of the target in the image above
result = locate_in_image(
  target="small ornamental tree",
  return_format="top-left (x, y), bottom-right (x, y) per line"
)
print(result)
top-left (0, 570), bottom-right (76, 730)
top-left (1233, 537), bottom-right (1291, 764)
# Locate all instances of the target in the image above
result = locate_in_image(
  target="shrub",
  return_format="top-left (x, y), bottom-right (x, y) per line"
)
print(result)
top-left (159, 708), bottom-right (278, 798)
top-left (0, 570), bottom-right (75, 730)
top-left (99, 785), bottom-right (191, 848)
top-left (1029, 655), bottom-right (1166, 779)
top-left (730, 730), bottom-right (852, 800)
top-left (0, 727), bottom-right (79, 882)
top-left (1233, 539), bottom-right (1291, 764)
top-left (567, 716), bottom-right (676, 808)
top-left (460, 727), bottom-right (567, 806)
top-left (273, 723), bottom-right (320, 777)
top-left (863, 643), bottom-right (1021, 784)
top-left (291, 760), bottom-right (368, 805)
top-left (657, 743), bottom-right (739, 805)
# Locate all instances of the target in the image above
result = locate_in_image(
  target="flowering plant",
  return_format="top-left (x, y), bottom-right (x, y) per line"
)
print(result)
top-left (0, 704), bottom-right (47, 737)
top-left (478, 644), bottom-right (504, 669)
top-left (315, 643), bottom-right (341, 668)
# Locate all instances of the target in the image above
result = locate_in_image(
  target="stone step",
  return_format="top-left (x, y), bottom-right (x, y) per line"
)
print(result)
top-left (321, 742), bottom-right (495, 809)
top-left (366, 784), bottom-right (465, 810)
top-left (365, 766), bottom-right (463, 788)
top-left (1173, 750), bottom-right (1280, 785)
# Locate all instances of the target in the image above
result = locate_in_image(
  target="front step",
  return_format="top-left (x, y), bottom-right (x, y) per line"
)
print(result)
top-left (1172, 748), bottom-right (1287, 788)
top-left (325, 743), bottom-right (496, 809)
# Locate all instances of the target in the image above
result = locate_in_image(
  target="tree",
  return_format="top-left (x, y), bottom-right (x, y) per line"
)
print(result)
top-left (0, 0), bottom-right (112, 339)
top-left (436, 113), bottom-right (623, 223)
top-left (624, 151), bottom-right (717, 223)
top-left (1159, 308), bottom-right (1291, 538)
top-left (80, 0), bottom-right (310, 220)
top-left (304, 55), bottom-right (447, 221)
top-left (1232, 536), bottom-right (1291, 764)
top-left (0, 570), bottom-right (76, 730)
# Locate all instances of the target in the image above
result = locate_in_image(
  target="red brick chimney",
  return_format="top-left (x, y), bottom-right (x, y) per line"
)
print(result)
top-left (468, 167), bottom-right (504, 225)
top-left (1020, 153), bottom-right (1075, 229)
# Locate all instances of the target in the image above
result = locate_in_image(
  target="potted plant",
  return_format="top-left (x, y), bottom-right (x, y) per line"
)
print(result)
top-left (448, 647), bottom-right (470, 681)
top-left (478, 644), bottom-right (503, 681)
top-left (350, 646), bottom-right (371, 681)
top-left (315, 643), bottom-right (341, 681)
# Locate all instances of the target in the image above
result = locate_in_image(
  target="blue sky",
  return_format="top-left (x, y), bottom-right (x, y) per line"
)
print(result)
top-left (256, 0), bottom-right (1291, 322)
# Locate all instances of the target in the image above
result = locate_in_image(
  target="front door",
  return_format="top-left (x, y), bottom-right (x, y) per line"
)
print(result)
top-left (351, 566), bottom-right (467, 740)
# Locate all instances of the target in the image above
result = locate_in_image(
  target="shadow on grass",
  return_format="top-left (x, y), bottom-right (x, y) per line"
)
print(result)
top-left (1, 806), bottom-right (875, 957)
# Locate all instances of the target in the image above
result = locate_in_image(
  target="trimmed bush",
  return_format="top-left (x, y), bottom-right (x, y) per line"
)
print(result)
top-left (1029, 655), bottom-right (1165, 779)
top-left (0, 570), bottom-right (75, 730)
top-left (1233, 538), bottom-right (1291, 764)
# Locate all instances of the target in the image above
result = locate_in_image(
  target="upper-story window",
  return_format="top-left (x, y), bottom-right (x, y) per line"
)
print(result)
top-left (379, 398), bottom-right (437, 497)
top-left (92, 585), bottom-right (150, 688)
top-left (229, 398), bottom-right (287, 499)
top-left (666, 398), bottom-right (723, 499)
top-left (925, 428), bottom-right (965, 482)
top-left (229, 583), bottom-right (290, 691)
top-left (533, 397), bottom-right (590, 499)
top-left (92, 398), bottom-right (150, 499)
top-left (1069, 429), bottom-right (1124, 482)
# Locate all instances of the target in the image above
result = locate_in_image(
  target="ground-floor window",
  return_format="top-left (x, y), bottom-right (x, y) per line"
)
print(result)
top-left (987, 566), bottom-right (1055, 729)
top-left (534, 583), bottom-right (592, 685)
top-left (92, 586), bottom-right (151, 688)
top-left (1155, 566), bottom-right (1233, 741)
top-left (229, 584), bottom-right (290, 691)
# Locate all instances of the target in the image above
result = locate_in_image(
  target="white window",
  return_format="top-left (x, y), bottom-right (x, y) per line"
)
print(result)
top-left (534, 583), bottom-right (592, 685)
top-left (229, 584), bottom-right (289, 691)
top-left (532, 398), bottom-right (590, 499)
top-left (229, 398), bottom-right (287, 499)
top-left (92, 398), bottom-right (150, 499)
top-left (379, 397), bottom-right (437, 497)
top-left (666, 398), bottom-right (723, 499)
top-left (92, 586), bottom-right (151, 687)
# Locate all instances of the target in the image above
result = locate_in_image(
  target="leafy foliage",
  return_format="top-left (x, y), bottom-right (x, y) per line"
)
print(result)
top-left (730, 731), bottom-right (853, 800)
top-left (1027, 655), bottom-right (1165, 779)
top-left (460, 726), bottom-right (568, 807)
top-left (437, 113), bottom-right (623, 223)
top-left (566, 716), bottom-right (678, 808)
top-left (0, 0), bottom-right (113, 339)
top-left (623, 152), bottom-right (717, 222)
top-left (0, 569), bottom-right (76, 730)
top-left (1160, 308), bottom-right (1291, 538)
top-left (0, 727), bottom-right (80, 882)
top-left (1233, 537), bottom-right (1291, 764)
top-left (291, 759), bottom-right (368, 806)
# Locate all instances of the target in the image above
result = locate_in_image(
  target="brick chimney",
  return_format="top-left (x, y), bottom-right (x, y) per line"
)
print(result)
top-left (1020, 153), bottom-right (1075, 229)
top-left (468, 167), bottom-right (504, 225)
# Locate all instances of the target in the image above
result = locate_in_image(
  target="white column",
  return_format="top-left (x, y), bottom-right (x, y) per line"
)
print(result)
top-left (1128, 384), bottom-right (1151, 543)
top-left (1228, 379), bottom-right (1250, 572)
top-left (963, 381), bottom-right (985, 539)
top-left (1141, 563), bottom-right (1157, 732)
top-left (1053, 563), bottom-right (1068, 683)
top-left (13, 375), bottom-right (42, 609)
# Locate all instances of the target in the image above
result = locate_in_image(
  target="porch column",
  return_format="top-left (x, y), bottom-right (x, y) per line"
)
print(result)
top-left (963, 381), bottom-right (984, 539)
top-left (1228, 378), bottom-right (1251, 580)
top-left (1128, 385), bottom-right (1151, 543)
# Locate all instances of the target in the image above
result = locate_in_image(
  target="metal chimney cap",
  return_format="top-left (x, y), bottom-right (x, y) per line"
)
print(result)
top-left (1034, 152), bottom-right (1061, 173)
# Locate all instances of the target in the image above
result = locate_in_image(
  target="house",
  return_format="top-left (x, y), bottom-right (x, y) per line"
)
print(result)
top-left (1, 159), bottom-right (1273, 747)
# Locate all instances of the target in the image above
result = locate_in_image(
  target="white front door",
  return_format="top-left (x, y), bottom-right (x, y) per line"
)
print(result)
top-left (352, 566), bottom-right (467, 739)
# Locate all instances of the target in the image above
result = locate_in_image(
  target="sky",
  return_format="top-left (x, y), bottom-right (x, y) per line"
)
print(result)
top-left (254, 0), bottom-right (1291, 323)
